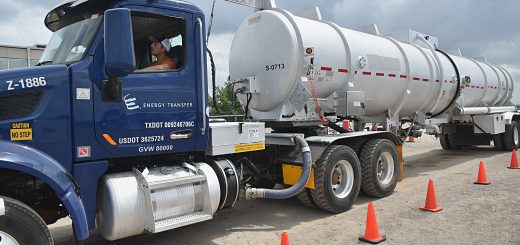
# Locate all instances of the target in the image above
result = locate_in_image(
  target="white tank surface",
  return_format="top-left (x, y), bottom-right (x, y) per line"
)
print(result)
top-left (229, 8), bottom-right (514, 122)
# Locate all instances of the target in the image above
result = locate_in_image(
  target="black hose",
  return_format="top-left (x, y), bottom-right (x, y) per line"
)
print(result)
top-left (206, 0), bottom-right (231, 115)
top-left (432, 49), bottom-right (461, 118)
top-left (244, 94), bottom-right (252, 120)
top-left (206, 0), bottom-right (238, 116)
top-left (246, 135), bottom-right (312, 199)
top-left (208, 48), bottom-right (231, 115)
top-left (326, 120), bottom-right (350, 133)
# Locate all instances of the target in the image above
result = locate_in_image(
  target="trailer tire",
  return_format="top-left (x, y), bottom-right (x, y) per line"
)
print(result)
top-left (439, 134), bottom-right (451, 150)
top-left (447, 134), bottom-right (460, 150)
top-left (493, 133), bottom-right (505, 151)
top-left (0, 196), bottom-right (53, 245)
top-left (296, 189), bottom-right (317, 209)
top-left (310, 145), bottom-right (361, 213)
top-left (359, 139), bottom-right (399, 197)
top-left (343, 138), bottom-right (368, 155)
top-left (503, 121), bottom-right (520, 150)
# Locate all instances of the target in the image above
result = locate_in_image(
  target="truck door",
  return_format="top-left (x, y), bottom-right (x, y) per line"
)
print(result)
top-left (94, 11), bottom-right (202, 157)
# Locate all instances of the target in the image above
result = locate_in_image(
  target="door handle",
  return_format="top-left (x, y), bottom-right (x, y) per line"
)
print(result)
top-left (170, 129), bottom-right (193, 140)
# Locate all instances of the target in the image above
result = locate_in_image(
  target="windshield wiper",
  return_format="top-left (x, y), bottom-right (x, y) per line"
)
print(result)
top-left (36, 61), bottom-right (53, 66)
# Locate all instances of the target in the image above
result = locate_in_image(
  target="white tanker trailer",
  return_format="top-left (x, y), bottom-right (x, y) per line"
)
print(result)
top-left (229, 1), bottom-right (518, 151)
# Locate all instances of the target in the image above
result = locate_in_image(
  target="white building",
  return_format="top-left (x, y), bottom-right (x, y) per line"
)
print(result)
top-left (0, 44), bottom-right (46, 70)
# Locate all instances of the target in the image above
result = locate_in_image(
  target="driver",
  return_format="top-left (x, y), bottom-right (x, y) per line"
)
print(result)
top-left (141, 36), bottom-right (176, 71)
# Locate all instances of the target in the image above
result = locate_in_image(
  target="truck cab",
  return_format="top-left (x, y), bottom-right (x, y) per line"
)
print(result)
top-left (42, 0), bottom-right (208, 165)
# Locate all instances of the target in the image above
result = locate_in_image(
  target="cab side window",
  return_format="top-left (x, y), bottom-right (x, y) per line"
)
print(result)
top-left (169, 35), bottom-right (184, 68)
top-left (130, 13), bottom-right (185, 72)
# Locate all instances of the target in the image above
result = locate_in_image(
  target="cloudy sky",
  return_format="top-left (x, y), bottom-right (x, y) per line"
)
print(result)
top-left (2, 0), bottom-right (519, 102)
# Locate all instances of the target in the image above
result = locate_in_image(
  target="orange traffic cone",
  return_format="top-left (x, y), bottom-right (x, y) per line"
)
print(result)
top-left (359, 202), bottom-right (386, 244)
top-left (281, 232), bottom-right (290, 245)
top-left (474, 161), bottom-right (490, 185)
top-left (508, 149), bottom-right (520, 169)
top-left (419, 179), bottom-right (443, 212)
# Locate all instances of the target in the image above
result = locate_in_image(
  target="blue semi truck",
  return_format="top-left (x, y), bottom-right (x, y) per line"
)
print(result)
top-left (0, 0), bottom-right (405, 243)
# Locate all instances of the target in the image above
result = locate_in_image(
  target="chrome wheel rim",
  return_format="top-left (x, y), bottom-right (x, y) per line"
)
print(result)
top-left (0, 231), bottom-right (20, 245)
top-left (377, 152), bottom-right (395, 185)
top-left (330, 160), bottom-right (354, 199)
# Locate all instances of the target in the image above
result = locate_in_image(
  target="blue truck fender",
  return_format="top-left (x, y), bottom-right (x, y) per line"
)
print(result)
top-left (0, 141), bottom-right (89, 240)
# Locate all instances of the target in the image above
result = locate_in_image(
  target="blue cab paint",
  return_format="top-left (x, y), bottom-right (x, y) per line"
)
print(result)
top-left (0, 0), bottom-right (208, 240)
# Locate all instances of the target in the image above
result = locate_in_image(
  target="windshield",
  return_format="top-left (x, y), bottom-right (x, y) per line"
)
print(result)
top-left (39, 15), bottom-right (102, 65)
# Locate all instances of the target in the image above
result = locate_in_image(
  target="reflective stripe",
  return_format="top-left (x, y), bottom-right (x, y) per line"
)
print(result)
top-left (321, 66), bottom-right (333, 71)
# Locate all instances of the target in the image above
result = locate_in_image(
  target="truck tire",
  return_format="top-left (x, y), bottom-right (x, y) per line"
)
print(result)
top-left (296, 189), bottom-right (317, 209)
top-left (310, 145), bottom-right (361, 213)
top-left (447, 134), bottom-right (460, 150)
top-left (343, 138), bottom-right (368, 155)
top-left (0, 196), bottom-right (53, 245)
top-left (493, 133), bottom-right (505, 151)
top-left (439, 134), bottom-right (451, 150)
top-left (359, 139), bottom-right (399, 197)
top-left (503, 121), bottom-right (520, 150)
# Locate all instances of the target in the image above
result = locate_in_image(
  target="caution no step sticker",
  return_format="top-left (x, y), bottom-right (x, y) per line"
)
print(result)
top-left (10, 122), bottom-right (32, 141)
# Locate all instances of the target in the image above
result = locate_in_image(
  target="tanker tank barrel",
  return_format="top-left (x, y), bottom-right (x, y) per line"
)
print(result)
top-left (229, 8), bottom-right (515, 124)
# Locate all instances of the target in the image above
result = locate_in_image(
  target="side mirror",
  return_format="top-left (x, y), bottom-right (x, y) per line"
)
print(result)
top-left (103, 8), bottom-right (135, 101)
top-left (104, 8), bottom-right (135, 76)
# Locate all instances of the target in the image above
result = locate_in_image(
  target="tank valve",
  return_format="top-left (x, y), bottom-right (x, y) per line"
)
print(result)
top-left (358, 56), bottom-right (368, 69)
top-left (462, 76), bottom-right (471, 84)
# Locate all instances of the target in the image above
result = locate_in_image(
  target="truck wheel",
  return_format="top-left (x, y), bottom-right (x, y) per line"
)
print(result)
top-left (0, 196), bottom-right (53, 245)
top-left (310, 145), bottom-right (361, 213)
top-left (503, 121), bottom-right (520, 150)
top-left (296, 189), bottom-right (317, 209)
top-left (359, 139), bottom-right (399, 197)
top-left (439, 134), bottom-right (451, 150)
top-left (493, 133), bottom-right (505, 151)
top-left (447, 134), bottom-right (460, 150)
top-left (343, 138), bottom-right (368, 155)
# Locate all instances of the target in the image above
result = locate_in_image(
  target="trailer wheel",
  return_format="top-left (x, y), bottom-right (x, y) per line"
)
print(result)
top-left (439, 134), bottom-right (451, 150)
top-left (493, 133), bottom-right (505, 151)
top-left (0, 196), bottom-right (53, 245)
top-left (296, 189), bottom-right (317, 209)
top-left (343, 138), bottom-right (368, 155)
top-left (503, 121), bottom-right (520, 150)
top-left (310, 145), bottom-right (361, 213)
top-left (359, 139), bottom-right (399, 197)
top-left (447, 134), bottom-right (460, 150)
